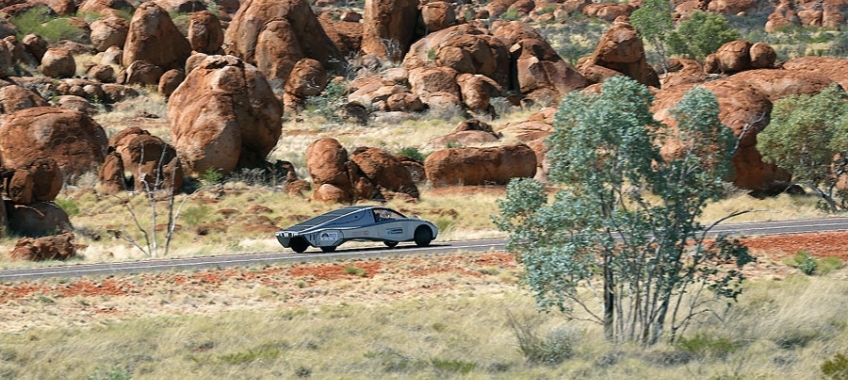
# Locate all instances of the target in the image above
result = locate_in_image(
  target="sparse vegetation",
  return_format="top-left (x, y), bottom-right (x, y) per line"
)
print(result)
top-left (10, 7), bottom-right (87, 43)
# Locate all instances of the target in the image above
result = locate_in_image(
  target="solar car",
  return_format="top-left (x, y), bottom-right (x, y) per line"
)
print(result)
top-left (275, 206), bottom-right (439, 253)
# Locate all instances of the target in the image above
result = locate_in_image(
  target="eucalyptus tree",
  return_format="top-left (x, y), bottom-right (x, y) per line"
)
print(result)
top-left (630, 0), bottom-right (675, 73)
top-left (757, 84), bottom-right (848, 212)
top-left (494, 76), bottom-right (753, 345)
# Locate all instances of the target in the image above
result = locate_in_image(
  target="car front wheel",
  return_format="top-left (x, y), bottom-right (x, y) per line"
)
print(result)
top-left (321, 246), bottom-right (337, 253)
top-left (384, 241), bottom-right (398, 248)
top-left (414, 227), bottom-right (432, 247)
top-left (290, 237), bottom-right (309, 253)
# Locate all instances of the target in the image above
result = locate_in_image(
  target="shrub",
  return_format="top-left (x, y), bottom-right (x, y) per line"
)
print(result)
top-left (344, 266), bottom-right (366, 277)
top-left (86, 366), bottom-right (131, 380)
top-left (431, 358), bottom-right (476, 374)
top-left (305, 80), bottom-right (346, 123)
top-left (11, 7), bottom-right (86, 43)
top-left (397, 146), bottom-right (427, 162)
top-left (199, 167), bottom-right (224, 185)
top-left (181, 205), bottom-right (212, 227)
top-left (54, 198), bottom-right (81, 217)
top-left (507, 312), bottom-right (578, 366)
top-left (675, 333), bottom-right (741, 359)
top-left (667, 11), bottom-right (740, 60)
top-left (822, 352), bottom-right (848, 380)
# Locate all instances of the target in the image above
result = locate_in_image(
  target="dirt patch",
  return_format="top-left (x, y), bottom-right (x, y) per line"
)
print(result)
top-left (0, 233), bottom-right (844, 332)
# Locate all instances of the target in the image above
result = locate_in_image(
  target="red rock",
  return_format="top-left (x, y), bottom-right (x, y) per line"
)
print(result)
top-left (0, 107), bottom-right (107, 179)
top-left (421, 1), bottom-right (457, 33)
top-left (361, 0), bottom-right (420, 61)
top-left (188, 10), bottom-right (223, 54)
top-left (89, 16), bottom-right (128, 52)
top-left (9, 230), bottom-right (76, 261)
top-left (123, 2), bottom-right (191, 70)
top-left (0, 85), bottom-right (48, 113)
top-left (424, 144), bottom-right (537, 187)
top-left (285, 58), bottom-right (327, 98)
top-left (158, 69), bottom-right (185, 97)
top-left (5, 202), bottom-right (72, 237)
top-left (350, 146), bottom-right (419, 199)
top-left (580, 17), bottom-right (658, 87)
top-left (40, 48), bottom-right (75, 78)
top-left (167, 55), bottom-right (282, 177)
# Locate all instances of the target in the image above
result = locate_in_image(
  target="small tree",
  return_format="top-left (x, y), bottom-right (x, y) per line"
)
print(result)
top-left (630, 0), bottom-right (675, 74)
top-left (494, 76), bottom-right (753, 345)
top-left (757, 84), bottom-right (848, 212)
top-left (667, 11), bottom-right (741, 61)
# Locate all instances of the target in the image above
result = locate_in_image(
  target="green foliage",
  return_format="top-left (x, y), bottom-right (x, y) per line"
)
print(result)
top-left (397, 146), bottom-right (427, 162)
top-left (54, 198), bottom-right (81, 217)
top-left (630, 0), bottom-right (674, 68)
top-left (344, 266), bottom-right (367, 277)
top-left (199, 168), bottom-right (224, 185)
top-left (445, 141), bottom-right (465, 149)
top-left (181, 205), bottom-right (211, 228)
top-left (796, 251), bottom-right (819, 275)
top-left (495, 76), bottom-right (753, 346)
top-left (219, 342), bottom-right (288, 364)
top-left (10, 7), bottom-right (85, 43)
top-left (667, 11), bottom-right (741, 60)
top-left (501, 7), bottom-right (521, 21)
top-left (434, 218), bottom-right (456, 233)
top-left (822, 352), bottom-right (848, 380)
top-left (784, 251), bottom-right (844, 275)
top-left (675, 333), bottom-right (741, 359)
top-left (430, 358), bottom-right (476, 374)
top-left (86, 367), bottom-right (131, 380)
top-left (507, 313), bottom-right (578, 366)
top-left (305, 80), bottom-right (346, 123)
top-left (757, 84), bottom-right (848, 212)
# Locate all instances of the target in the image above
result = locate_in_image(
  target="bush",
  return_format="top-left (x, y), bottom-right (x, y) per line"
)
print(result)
top-left (305, 81), bottom-right (347, 123)
top-left (822, 352), bottom-right (848, 380)
top-left (11, 7), bottom-right (86, 43)
top-left (667, 11), bottom-right (740, 60)
top-left (54, 198), bottom-right (81, 217)
top-left (507, 312), bottom-right (578, 366)
top-left (675, 333), bottom-right (741, 359)
top-left (397, 147), bottom-right (427, 162)
top-left (181, 205), bottom-right (212, 227)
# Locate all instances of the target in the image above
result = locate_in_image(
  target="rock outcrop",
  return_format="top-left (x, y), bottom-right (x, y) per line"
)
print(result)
top-left (123, 2), bottom-right (192, 70)
top-left (167, 55), bottom-right (282, 177)
top-left (424, 144), bottom-right (537, 187)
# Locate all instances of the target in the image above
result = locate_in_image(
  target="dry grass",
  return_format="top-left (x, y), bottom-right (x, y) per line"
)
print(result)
top-left (0, 262), bottom-right (846, 379)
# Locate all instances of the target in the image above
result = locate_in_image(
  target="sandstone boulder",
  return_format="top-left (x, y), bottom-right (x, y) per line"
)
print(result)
top-left (21, 34), bottom-right (47, 62)
top-left (306, 137), bottom-right (350, 187)
top-left (579, 17), bottom-right (658, 88)
top-left (255, 18), bottom-right (307, 84)
top-left (40, 48), bottom-right (76, 78)
top-left (86, 63), bottom-right (115, 82)
top-left (168, 55), bottom-right (282, 176)
top-left (421, 1), bottom-right (457, 33)
top-left (188, 10), bottom-right (224, 54)
top-left (78, 0), bottom-right (134, 17)
top-left (408, 66), bottom-right (460, 105)
top-left (424, 144), bottom-right (537, 186)
top-left (652, 80), bottom-right (790, 190)
top-left (705, 40), bottom-right (753, 74)
top-left (123, 2), bottom-right (192, 70)
top-left (0, 84), bottom-right (48, 113)
top-left (361, 0), bottom-right (420, 61)
top-left (516, 37), bottom-right (590, 103)
top-left (5, 157), bottom-right (62, 204)
top-left (750, 42), bottom-right (776, 69)
top-left (223, 0), bottom-right (344, 72)
top-left (122, 60), bottom-right (164, 86)
top-left (782, 56), bottom-right (848, 91)
top-left (284, 58), bottom-right (327, 98)
top-left (158, 69), bottom-right (185, 97)
top-left (727, 69), bottom-right (835, 102)
top-left (430, 130), bottom-right (500, 146)
top-left (350, 146), bottom-right (419, 199)
top-left (89, 16), bottom-right (129, 52)
top-left (456, 73), bottom-right (502, 112)
top-left (9, 230), bottom-right (76, 261)
top-left (5, 201), bottom-right (72, 237)
top-left (317, 11), bottom-right (363, 58)
top-left (0, 107), bottom-right (107, 179)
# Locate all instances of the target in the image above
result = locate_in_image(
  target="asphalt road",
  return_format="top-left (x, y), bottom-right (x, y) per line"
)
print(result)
top-left (2, 217), bottom-right (847, 281)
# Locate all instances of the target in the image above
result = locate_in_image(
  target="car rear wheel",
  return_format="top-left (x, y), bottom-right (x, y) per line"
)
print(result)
top-left (290, 237), bottom-right (309, 253)
top-left (321, 246), bottom-right (337, 253)
top-left (414, 227), bottom-right (432, 247)
top-left (384, 241), bottom-right (398, 248)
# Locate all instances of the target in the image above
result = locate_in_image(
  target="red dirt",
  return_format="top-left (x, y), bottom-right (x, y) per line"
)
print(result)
top-left (0, 233), bottom-right (844, 332)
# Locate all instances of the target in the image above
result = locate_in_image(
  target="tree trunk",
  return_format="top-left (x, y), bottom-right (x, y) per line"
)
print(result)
top-left (604, 252), bottom-right (615, 341)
